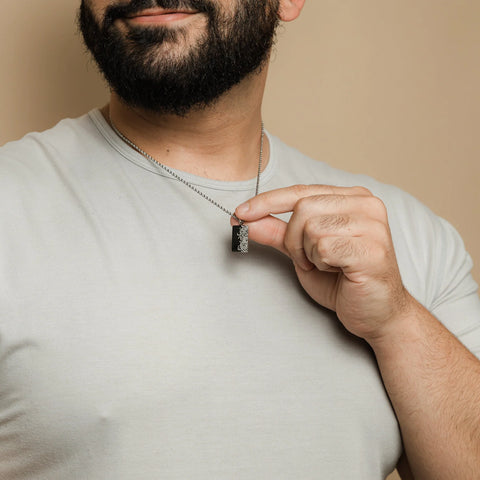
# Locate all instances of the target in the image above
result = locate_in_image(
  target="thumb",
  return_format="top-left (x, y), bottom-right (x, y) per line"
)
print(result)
top-left (231, 215), bottom-right (290, 258)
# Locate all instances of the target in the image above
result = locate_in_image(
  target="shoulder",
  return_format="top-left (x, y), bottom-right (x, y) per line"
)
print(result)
top-left (1, 112), bottom-right (99, 156)
top-left (271, 134), bottom-right (477, 307)
top-left (0, 111), bottom-right (101, 172)
top-left (270, 133), bottom-right (441, 220)
top-left (0, 111), bottom-right (107, 191)
top-left (270, 133), bottom-right (416, 201)
top-left (0, 111), bottom-right (108, 223)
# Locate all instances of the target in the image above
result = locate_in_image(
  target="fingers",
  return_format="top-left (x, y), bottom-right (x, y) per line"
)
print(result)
top-left (236, 213), bottom-right (390, 281)
top-left (287, 213), bottom-right (358, 270)
top-left (232, 185), bottom-right (404, 336)
top-left (232, 184), bottom-right (391, 277)
top-left (235, 184), bottom-right (373, 221)
top-left (304, 235), bottom-right (373, 275)
top-left (231, 214), bottom-right (290, 257)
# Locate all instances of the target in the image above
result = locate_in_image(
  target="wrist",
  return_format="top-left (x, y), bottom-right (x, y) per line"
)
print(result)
top-left (364, 293), bottom-right (426, 352)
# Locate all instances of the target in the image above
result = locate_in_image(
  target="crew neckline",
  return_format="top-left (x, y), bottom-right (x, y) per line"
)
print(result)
top-left (89, 108), bottom-right (276, 192)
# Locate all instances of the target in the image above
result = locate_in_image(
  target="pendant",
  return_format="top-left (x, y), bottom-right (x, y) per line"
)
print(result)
top-left (232, 224), bottom-right (249, 253)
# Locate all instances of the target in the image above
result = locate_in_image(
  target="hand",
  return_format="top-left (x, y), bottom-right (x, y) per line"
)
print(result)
top-left (233, 185), bottom-right (413, 342)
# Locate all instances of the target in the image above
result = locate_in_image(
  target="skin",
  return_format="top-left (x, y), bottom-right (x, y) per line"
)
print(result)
top-left (93, 0), bottom-right (480, 477)
top-left (233, 185), bottom-right (480, 478)
top-left (96, 0), bottom-right (272, 182)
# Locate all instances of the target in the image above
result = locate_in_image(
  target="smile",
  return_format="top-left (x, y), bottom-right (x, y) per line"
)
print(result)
top-left (125, 9), bottom-right (200, 25)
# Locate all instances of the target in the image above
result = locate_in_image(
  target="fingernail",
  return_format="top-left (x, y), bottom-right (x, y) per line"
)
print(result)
top-left (236, 202), bottom-right (250, 215)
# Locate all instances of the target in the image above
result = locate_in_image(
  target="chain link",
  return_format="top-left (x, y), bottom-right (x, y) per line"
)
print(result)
top-left (110, 120), bottom-right (265, 224)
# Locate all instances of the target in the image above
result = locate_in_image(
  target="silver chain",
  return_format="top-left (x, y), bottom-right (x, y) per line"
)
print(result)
top-left (110, 120), bottom-right (265, 224)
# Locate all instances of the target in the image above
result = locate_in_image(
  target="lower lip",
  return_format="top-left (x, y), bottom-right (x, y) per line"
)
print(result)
top-left (127, 12), bottom-right (196, 25)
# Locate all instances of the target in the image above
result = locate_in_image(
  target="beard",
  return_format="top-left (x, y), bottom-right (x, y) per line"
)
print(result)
top-left (78, 0), bottom-right (280, 116)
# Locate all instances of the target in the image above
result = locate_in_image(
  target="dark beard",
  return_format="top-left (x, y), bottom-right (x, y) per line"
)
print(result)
top-left (78, 0), bottom-right (280, 116)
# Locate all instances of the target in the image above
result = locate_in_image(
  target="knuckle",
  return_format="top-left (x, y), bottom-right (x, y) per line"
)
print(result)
top-left (369, 219), bottom-right (388, 239)
top-left (365, 196), bottom-right (387, 219)
top-left (314, 244), bottom-right (329, 265)
top-left (315, 236), bottom-right (331, 259)
top-left (293, 196), bottom-right (312, 216)
top-left (353, 186), bottom-right (373, 196)
top-left (368, 236), bottom-right (392, 260)
top-left (304, 217), bottom-right (318, 237)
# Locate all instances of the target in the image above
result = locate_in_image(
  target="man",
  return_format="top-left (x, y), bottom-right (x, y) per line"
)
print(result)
top-left (0, 0), bottom-right (479, 478)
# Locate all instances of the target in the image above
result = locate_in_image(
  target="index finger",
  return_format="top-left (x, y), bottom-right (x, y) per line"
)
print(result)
top-left (235, 184), bottom-right (372, 221)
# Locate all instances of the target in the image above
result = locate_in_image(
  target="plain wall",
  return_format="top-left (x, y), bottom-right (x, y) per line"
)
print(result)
top-left (1, 2), bottom-right (480, 478)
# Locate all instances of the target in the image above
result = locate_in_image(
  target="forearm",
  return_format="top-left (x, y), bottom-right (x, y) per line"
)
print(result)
top-left (237, 185), bottom-right (480, 477)
top-left (368, 297), bottom-right (480, 479)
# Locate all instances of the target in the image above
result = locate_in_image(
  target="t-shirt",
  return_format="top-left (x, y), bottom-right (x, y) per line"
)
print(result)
top-left (0, 109), bottom-right (479, 479)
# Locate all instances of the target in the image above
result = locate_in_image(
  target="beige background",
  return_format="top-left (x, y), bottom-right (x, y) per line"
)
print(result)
top-left (1, 1), bottom-right (480, 478)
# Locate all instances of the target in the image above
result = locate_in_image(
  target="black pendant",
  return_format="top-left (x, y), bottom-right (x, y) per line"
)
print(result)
top-left (232, 224), bottom-right (249, 253)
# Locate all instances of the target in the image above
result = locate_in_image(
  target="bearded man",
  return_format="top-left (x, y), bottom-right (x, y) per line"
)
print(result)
top-left (0, 1), bottom-right (479, 479)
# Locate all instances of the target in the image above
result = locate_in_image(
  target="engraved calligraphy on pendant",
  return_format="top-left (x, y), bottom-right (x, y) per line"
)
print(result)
top-left (232, 224), bottom-right (249, 253)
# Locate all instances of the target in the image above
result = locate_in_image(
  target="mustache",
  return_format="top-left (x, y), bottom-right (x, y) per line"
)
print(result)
top-left (104, 0), bottom-right (214, 26)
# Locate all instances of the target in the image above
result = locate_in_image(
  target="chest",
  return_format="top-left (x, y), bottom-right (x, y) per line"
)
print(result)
top-left (0, 185), bottom-right (402, 478)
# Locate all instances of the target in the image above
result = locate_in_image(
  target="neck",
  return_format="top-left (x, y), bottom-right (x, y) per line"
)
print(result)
top-left (103, 72), bottom-right (270, 182)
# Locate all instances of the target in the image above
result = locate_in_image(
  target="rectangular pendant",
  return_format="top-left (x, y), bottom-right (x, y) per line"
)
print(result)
top-left (232, 224), bottom-right (249, 253)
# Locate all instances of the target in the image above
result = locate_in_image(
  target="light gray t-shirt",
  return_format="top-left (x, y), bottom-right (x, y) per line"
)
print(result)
top-left (1, 110), bottom-right (479, 479)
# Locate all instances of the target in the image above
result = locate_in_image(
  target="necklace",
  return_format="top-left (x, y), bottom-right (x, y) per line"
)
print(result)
top-left (109, 119), bottom-right (265, 253)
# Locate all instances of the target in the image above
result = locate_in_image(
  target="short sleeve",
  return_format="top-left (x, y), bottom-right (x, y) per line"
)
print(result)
top-left (374, 183), bottom-right (480, 360)
top-left (428, 217), bottom-right (480, 357)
